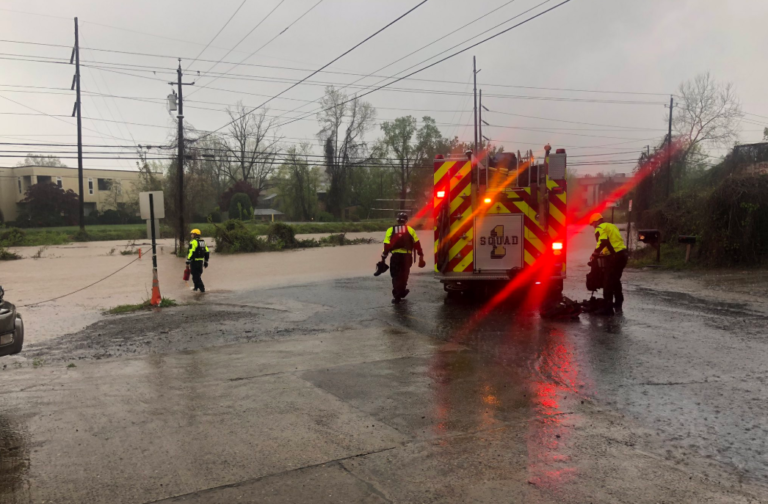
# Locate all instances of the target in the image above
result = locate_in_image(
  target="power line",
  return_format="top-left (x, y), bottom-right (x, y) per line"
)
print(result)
top-left (0, 45), bottom-right (672, 98)
top-left (187, 0), bottom-right (326, 97)
top-left (192, 0), bottom-right (286, 82)
top-left (197, 0), bottom-right (430, 142)
top-left (268, 0), bottom-right (551, 125)
top-left (184, 0), bottom-right (249, 72)
top-left (276, 0), bottom-right (576, 129)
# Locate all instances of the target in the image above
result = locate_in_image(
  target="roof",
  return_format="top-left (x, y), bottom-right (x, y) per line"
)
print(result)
top-left (253, 208), bottom-right (284, 216)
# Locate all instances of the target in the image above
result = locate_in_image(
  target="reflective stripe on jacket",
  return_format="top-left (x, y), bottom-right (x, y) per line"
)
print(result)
top-left (384, 225), bottom-right (419, 254)
top-left (187, 239), bottom-right (210, 261)
top-left (595, 222), bottom-right (626, 255)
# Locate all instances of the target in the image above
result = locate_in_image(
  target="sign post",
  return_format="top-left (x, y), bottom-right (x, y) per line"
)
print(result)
top-left (140, 191), bottom-right (165, 306)
top-left (626, 199), bottom-right (633, 252)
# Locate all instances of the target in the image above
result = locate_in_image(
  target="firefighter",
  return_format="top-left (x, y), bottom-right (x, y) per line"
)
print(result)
top-left (186, 229), bottom-right (210, 293)
top-left (381, 212), bottom-right (426, 304)
top-left (589, 213), bottom-right (628, 315)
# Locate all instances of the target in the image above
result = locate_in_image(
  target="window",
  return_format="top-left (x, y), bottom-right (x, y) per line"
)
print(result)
top-left (56, 176), bottom-right (62, 188)
top-left (17, 177), bottom-right (21, 194)
top-left (88, 178), bottom-right (94, 195)
top-left (37, 175), bottom-right (52, 185)
top-left (97, 178), bottom-right (112, 191)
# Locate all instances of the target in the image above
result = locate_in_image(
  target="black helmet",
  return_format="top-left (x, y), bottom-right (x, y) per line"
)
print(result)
top-left (396, 212), bottom-right (408, 223)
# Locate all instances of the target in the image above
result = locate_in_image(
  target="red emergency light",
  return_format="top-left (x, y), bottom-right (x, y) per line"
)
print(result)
top-left (437, 190), bottom-right (446, 199)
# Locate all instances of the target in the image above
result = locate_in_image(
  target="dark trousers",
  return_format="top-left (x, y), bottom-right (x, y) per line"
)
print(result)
top-left (602, 250), bottom-right (628, 308)
top-left (389, 253), bottom-right (412, 299)
top-left (190, 261), bottom-right (205, 291)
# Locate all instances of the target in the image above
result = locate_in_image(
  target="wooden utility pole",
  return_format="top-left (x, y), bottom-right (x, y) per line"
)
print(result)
top-left (473, 56), bottom-right (478, 157)
top-left (666, 95), bottom-right (674, 197)
top-left (170, 61), bottom-right (194, 252)
top-left (71, 17), bottom-right (84, 231)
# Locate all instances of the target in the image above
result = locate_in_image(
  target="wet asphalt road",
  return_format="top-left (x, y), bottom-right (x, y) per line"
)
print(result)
top-left (2, 231), bottom-right (768, 502)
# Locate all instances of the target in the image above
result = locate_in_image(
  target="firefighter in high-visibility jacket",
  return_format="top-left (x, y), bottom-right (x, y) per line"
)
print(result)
top-left (589, 213), bottom-right (628, 315)
top-left (186, 229), bottom-right (210, 293)
top-left (382, 212), bottom-right (425, 304)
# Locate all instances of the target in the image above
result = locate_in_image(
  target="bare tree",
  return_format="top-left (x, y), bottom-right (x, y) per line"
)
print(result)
top-left (317, 86), bottom-right (376, 217)
top-left (16, 154), bottom-right (67, 167)
top-left (222, 102), bottom-right (282, 193)
top-left (672, 73), bottom-right (742, 175)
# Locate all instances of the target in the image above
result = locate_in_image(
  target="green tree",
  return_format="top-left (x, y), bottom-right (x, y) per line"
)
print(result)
top-left (229, 193), bottom-right (253, 221)
top-left (277, 144), bottom-right (320, 221)
top-left (17, 182), bottom-right (79, 227)
top-left (377, 116), bottom-right (447, 212)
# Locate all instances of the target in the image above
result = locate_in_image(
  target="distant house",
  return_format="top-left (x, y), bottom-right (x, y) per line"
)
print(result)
top-left (253, 208), bottom-right (285, 222)
top-left (0, 164), bottom-right (142, 222)
top-left (571, 173), bottom-right (629, 211)
top-left (257, 193), bottom-right (281, 209)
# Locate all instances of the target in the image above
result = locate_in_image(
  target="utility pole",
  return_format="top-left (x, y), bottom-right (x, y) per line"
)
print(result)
top-left (473, 56), bottom-right (478, 156)
top-left (71, 17), bottom-right (84, 231)
top-left (169, 60), bottom-right (194, 252)
top-left (666, 95), bottom-right (674, 197)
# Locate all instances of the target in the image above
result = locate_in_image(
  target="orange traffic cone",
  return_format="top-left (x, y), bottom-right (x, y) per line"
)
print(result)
top-left (150, 269), bottom-right (162, 306)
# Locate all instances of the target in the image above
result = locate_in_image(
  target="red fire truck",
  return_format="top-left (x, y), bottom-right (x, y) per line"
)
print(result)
top-left (433, 145), bottom-right (568, 301)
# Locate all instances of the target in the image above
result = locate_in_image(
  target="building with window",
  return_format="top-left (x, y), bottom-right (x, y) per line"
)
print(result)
top-left (0, 165), bottom-right (141, 223)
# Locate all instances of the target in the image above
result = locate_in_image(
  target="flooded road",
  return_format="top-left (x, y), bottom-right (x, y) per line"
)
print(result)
top-left (1, 228), bottom-right (767, 502)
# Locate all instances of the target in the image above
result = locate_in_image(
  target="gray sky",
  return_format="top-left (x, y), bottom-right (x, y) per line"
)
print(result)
top-left (0, 0), bottom-right (766, 175)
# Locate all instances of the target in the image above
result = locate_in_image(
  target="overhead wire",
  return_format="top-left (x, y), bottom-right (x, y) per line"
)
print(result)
top-left (195, 0), bottom-right (430, 142)
top-left (191, 0), bottom-right (286, 82)
top-left (187, 0), bottom-right (326, 97)
top-left (184, 0), bottom-right (249, 72)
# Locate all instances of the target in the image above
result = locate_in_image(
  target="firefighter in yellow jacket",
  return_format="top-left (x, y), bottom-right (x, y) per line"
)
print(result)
top-left (186, 229), bottom-right (210, 292)
top-left (382, 212), bottom-right (425, 304)
top-left (589, 213), bottom-right (627, 315)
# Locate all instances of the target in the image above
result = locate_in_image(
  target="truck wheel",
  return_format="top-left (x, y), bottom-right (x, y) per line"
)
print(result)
top-left (9, 316), bottom-right (23, 355)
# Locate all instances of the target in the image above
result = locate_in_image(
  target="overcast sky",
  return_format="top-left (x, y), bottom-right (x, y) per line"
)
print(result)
top-left (0, 0), bottom-right (766, 175)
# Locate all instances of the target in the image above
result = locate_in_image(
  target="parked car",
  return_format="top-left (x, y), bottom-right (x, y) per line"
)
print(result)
top-left (0, 286), bottom-right (23, 356)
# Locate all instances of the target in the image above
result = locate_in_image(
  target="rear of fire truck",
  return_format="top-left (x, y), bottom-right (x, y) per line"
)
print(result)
top-left (433, 145), bottom-right (568, 302)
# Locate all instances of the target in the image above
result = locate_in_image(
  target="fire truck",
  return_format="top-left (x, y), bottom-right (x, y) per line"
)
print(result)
top-left (433, 145), bottom-right (568, 301)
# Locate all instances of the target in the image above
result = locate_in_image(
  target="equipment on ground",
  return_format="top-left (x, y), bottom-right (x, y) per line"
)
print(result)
top-left (586, 258), bottom-right (603, 293)
top-left (433, 145), bottom-right (568, 307)
top-left (0, 286), bottom-right (24, 357)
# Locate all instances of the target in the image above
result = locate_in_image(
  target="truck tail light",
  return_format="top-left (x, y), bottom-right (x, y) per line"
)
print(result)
top-left (552, 241), bottom-right (563, 255)
top-left (483, 197), bottom-right (492, 204)
top-left (436, 190), bottom-right (446, 199)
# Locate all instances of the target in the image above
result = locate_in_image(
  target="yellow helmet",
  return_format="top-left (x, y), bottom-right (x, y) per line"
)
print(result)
top-left (190, 229), bottom-right (201, 235)
top-left (588, 213), bottom-right (603, 225)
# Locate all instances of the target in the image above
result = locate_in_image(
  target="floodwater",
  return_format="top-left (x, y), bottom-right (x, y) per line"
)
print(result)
top-left (1, 232), bottom-right (384, 345)
top-left (0, 226), bottom-right (767, 502)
